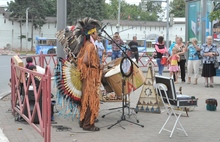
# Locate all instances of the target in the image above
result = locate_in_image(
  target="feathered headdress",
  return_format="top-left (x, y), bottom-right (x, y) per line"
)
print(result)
top-left (56, 17), bottom-right (101, 57)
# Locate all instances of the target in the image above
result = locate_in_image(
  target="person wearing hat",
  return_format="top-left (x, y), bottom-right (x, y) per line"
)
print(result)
top-left (76, 18), bottom-right (102, 131)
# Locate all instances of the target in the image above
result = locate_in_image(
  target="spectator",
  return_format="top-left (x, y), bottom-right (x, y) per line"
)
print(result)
top-left (201, 36), bottom-right (219, 88)
top-left (109, 32), bottom-right (124, 60)
top-left (128, 36), bottom-right (139, 63)
top-left (25, 57), bottom-right (34, 69)
top-left (176, 37), bottom-right (187, 82)
top-left (95, 35), bottom-right (106, 64)
top-left (186, 38), bottom-right (201, 85)
top-left (25, 57), bottom-right (45, 74)
top-left (168, 36), bottom-right (178, 55)
top-left (155, 36), bottom-right (168, 76)
top-left (168, 47), bottom-right (180, 83)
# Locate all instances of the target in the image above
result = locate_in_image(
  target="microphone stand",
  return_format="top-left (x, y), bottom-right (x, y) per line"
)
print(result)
top-left (101, 29), bottom-right (144, 129)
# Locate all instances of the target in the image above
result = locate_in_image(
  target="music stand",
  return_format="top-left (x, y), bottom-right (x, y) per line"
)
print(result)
top-left (107, 57), bottom-right (144, 129)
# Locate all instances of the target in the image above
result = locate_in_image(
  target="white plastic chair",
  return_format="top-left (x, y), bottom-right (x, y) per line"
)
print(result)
top-left (155, 83), bottom-right (188, 138)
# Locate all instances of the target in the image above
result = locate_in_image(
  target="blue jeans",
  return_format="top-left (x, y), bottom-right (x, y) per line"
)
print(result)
top-left (111, 51), bottom-right (121, 60)
top-left (156, 58), bottom-right (164, 75)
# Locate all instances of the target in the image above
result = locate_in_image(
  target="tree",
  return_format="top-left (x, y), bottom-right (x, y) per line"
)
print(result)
top-left (67, 0), bottom-right (105, 25)
top-left (7, 0), bottom-right (27, 51)
top-left (45, 0), bottom-right (56, 17)
top-left (170, 0), bottom-right (185, 17)
top-left (27, 0), bottom-right (47, 50)
top-left (7, 0), bottom-right (51, 51)
top-left (104, 0), bottom-right (161, 21)
top-left (209, 3), bottom-right (220, 21)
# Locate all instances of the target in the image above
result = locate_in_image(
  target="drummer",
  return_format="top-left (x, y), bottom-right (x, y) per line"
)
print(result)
top-left (128, 36), bottom-right (139, 63)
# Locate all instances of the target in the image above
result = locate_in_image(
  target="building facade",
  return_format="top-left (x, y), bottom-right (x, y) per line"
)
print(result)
top-left (0, 7), bottom-right (185, 50)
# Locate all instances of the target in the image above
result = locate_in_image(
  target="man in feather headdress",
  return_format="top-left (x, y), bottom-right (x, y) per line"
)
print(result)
top-left (76, 18), bottom-right (102, 131)
top-left (56, 17), bottom-right (102, 131)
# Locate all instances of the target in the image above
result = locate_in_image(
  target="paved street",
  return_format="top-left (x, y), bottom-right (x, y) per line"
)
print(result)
top-left (0, 55), bottom-right (12, 95)
top-left (0, 70), bottom-right (220, 142)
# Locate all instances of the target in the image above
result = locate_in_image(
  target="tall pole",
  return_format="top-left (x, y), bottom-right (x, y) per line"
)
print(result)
top-left (117, 0), bottom-right (121, 32)
top-left (26, 8), bottom-right (29, 54)
top-left (57, 0), bottom-right (67, 58)
top-left (166, 0), bottom-right (169, 48)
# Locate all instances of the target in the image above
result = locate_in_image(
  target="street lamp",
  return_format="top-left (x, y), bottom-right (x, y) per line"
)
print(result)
top-left (117, 0), bottom-right (121, 32)
top-left (147, 0), bottom-right (169, 48)
top-left (26, 7), bottom-right (29, 54)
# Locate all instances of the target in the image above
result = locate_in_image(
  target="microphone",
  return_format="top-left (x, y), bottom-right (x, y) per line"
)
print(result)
top-left (101, 22), bottom-right (109, 32)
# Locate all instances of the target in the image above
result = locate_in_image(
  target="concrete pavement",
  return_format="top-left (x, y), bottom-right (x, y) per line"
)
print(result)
top-left (1, 72), bottom-right (220, 142)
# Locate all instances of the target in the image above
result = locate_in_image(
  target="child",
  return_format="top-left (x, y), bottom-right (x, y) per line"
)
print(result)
top-left (168, 47), bottom-right (180, 83)
top-left (25, 57), bottom-right (34, 69)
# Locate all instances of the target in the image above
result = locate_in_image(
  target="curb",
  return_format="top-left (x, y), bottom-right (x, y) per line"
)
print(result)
top-left (0, 91), bottom-right (11, 100)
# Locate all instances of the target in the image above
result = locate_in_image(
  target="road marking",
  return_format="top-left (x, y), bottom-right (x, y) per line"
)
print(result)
top-left (0, 128), bottom-right (9, 142)
top-left (0, 91), bottom-right (10, 100)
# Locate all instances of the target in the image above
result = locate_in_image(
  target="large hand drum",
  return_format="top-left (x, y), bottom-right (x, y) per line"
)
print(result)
top-left (105, 62), bottom-right (145, 96)
top-left (101, 58), bottom-right (122, 93)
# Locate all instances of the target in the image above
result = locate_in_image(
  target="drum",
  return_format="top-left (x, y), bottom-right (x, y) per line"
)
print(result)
top-left (105, 62), bottom-right (145, 96)
top-left (101, 58), bottom-right (122, 93)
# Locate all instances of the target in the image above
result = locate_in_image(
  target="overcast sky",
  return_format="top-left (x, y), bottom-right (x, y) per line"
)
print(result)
top-left (0, 0), bottom-right (142, 6)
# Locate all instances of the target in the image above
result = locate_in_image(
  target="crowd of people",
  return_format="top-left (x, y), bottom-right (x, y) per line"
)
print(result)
top-left (155, 35), bottom-right (219, 87)
top-left (100, 33), bottom-right (220, 88)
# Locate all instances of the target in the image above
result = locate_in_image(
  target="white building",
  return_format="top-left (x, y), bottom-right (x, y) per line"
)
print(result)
top-left (102, 18), bottom-right (185, 43)
top-left (0, 7), bottom-right (185, 50)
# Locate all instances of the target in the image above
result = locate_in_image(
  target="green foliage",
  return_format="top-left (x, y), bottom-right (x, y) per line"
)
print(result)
top-left (18, 35), bottom-right (26, 39)
top-left (7, 0), bottom-right (48, 29)
top-left (170, 0), bottom-right (185, 17)
top-left (104, 0), bottom-right (161, 21)
top-left (45, 0), bottom-right (56, 17)
top-left (209, 10), bottom-right (220, 22)
top-left (67, 0), bottom-right (105, 25)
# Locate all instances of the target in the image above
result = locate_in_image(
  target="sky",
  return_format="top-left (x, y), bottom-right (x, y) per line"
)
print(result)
top-left (106, 0), bottom-right (142, 5)
top-left (0, 0), bottom-right (142, 6)
top-left (0, 0), bottom-right (11, 6)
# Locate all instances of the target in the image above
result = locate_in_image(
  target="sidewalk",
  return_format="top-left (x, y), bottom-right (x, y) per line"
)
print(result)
top-left (0, 73), bottom-right (220, 142)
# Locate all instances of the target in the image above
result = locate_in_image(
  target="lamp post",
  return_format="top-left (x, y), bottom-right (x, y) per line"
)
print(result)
top-left (57, 0), bottom-right (67, 58)
top-left (26, 7), bottom-right (29, 54)
top-left (117, 0), bottom-right (121, 32)
top-left (166, 0), bottom-right (169, 48)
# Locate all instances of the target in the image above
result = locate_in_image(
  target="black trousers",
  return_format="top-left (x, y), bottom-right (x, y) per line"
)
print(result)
top-left (178, 59), bottom-right (186, 82)
top-left (131, 51), bottom-right (139, 63)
